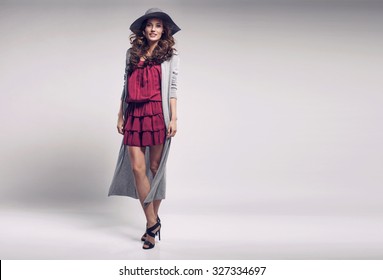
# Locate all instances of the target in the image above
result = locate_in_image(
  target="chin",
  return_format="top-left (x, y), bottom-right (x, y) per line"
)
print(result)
top-left (149, 38), bottom-right (161, 43)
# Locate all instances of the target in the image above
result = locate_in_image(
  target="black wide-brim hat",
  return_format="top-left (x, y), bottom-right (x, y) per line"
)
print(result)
top-left (129, 8), bottom-right (181, 35)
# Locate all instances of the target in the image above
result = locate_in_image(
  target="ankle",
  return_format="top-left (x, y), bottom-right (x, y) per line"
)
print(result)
top-left (147, 219), bottom-right (157, 227)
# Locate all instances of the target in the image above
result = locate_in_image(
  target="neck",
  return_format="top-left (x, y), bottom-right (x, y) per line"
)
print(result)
top-left (147, 41), bottom-right (158, 55)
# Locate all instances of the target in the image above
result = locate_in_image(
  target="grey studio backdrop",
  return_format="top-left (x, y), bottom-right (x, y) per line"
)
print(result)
top-left (0, 0), bottom-right (382, 259)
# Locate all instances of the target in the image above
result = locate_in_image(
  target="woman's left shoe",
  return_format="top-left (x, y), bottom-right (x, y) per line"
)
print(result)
top-left (142, 221), bottom-right (161, 250)
top-left (141, 216), bottom-right (161, 241)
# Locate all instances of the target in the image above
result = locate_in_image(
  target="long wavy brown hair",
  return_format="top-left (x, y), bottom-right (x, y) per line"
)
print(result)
top-left (128, 18), bottom-right (176, 75)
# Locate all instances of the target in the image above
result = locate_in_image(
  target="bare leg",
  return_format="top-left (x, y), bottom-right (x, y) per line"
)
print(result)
top-left (128, 146), bottom-right (158, 247)
top-left (153, 200), bottom-right (161, 218)
top-left (149, 144), bottom-right (164, 218)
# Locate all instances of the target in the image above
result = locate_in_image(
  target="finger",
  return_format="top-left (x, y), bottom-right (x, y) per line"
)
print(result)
top-left (168, 128), bottom-right (174, 137)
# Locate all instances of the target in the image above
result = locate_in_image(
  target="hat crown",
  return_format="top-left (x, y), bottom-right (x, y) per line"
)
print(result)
top-left (145, 8), bottom-right (163, 15)
top-left (129, 8), bottom-right (180, 35)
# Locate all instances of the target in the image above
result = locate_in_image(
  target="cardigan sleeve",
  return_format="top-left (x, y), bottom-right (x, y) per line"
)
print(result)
top-left (120, 48), bottom-right (131, 100)
top-left (169, 53), bottom-right (179, 99)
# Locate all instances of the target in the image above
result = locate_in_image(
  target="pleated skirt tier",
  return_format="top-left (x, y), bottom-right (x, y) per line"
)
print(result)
top-left (123, 101), bottom-right (166, 147)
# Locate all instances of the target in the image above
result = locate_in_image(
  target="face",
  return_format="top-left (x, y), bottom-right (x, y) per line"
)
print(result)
top-left (143, 18), bottom-right (164, 44)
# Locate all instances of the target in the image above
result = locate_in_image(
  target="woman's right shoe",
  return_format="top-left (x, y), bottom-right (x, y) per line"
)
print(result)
top-left (142, 221), bottom-right (161, 250)
top-left (141, 216), bottom-right (160, 242)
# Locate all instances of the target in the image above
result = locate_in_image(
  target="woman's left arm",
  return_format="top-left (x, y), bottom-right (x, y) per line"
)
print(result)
top-left (167, 98), bottom-right (177, 138)
top-left (167, 53), bottom-right (179, 138)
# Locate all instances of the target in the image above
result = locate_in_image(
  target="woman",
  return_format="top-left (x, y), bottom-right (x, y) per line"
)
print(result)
top-left (108, 8), bottom-right (180, 250)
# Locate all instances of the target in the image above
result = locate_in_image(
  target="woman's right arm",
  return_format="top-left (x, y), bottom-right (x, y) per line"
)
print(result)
top-left (117, 100), bottom-right (124, 134)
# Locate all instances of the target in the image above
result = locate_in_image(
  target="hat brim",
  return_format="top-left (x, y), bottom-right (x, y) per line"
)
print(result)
top-left (129, 12), bottom-right (181, 35)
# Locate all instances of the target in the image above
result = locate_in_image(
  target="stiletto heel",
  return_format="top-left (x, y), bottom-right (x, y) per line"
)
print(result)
top-left (143, 221), bottom-right (161, 250)
top-left (141, 216), bottom-right (160, 241)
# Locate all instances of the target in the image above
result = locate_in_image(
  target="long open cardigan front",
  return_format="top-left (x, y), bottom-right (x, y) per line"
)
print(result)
top-left (108, 48), bottom-right (179, 206)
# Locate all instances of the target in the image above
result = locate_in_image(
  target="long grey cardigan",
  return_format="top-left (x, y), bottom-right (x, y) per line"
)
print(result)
top-left (108, 48), bottom-right (179, 207)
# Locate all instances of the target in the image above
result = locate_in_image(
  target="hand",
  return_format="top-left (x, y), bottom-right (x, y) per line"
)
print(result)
top-left (117, 117), bottom-right (124, 134)
top-left (167, 119), bottom-right (177, 138)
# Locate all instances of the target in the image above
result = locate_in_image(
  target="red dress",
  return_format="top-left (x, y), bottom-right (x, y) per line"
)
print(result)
top-left (123, 60), bottom-right (166, 147)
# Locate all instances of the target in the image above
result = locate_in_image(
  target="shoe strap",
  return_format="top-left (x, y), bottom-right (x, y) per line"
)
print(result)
top-left (146, 230), bottom-right (156, 238)
top-left (146, 221), bottom-right (160, 237)
top-left (143, 240), bottom-right (154, 249)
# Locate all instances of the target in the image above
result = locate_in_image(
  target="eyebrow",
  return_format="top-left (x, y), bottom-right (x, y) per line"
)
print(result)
top-left (147, 20), bottom-right (163, 25)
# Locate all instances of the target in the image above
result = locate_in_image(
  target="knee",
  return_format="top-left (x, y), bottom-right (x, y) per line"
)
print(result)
top-left (150, 162), bottom-right (160, 176)
top-left (131, 164), bottom-right (146, 177)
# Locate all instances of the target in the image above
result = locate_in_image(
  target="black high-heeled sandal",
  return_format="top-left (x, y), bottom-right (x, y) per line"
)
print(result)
top-left (141, 216), bottom-right (160, 241)
top-left (143, 221), bottom-right (161, 250)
